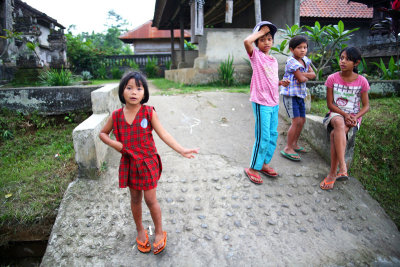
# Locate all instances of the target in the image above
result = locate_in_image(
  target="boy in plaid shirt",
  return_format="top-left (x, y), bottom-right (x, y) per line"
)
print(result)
top-left (280, 35), bottom-right (316, 161)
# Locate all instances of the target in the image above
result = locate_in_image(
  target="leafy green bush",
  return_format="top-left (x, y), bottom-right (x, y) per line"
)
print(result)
top-left (65, 33), bottom-right (106, 76)
top-left (218, 54), bottom-right (235, 86)
top-left (39, 67), bottom-right (73, 86)
top-left (145, 56), bottom-right (159, 78)
top-left (165, 60), bottom-right (171, 70)
top-left (129, 60), bottom-right (139, 70)
top-left (373, 57), bottom-right (400, 80)
top-left (95, 64), bottom-right (108, 79)
top-left (81, 71), bottom-right (92, 81)
top-left (184, 40), bottom-right (197, 50)
top-left (111, 66), bottom-right (124, 79)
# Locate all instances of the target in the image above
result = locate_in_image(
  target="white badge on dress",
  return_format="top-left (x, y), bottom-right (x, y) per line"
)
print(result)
top-left (140, 118), bottom-right (148, 128)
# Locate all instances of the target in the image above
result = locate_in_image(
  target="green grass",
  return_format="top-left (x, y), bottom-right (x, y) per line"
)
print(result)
top-left (310, 99), bottom-right (329, 117)
top-left (90, 79), bottom-right (120, 85)
top-left (310, 97), bottom-right (400, 228)
top-left (150, 78), bottom-right (250, 95)
top-left (0, 110), bottom-right (88, 231)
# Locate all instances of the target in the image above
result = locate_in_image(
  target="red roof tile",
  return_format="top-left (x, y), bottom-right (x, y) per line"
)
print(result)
top-left (300, 0), bottom-right (373, 18)
top-left (119, 20), bottom-right (191, 40)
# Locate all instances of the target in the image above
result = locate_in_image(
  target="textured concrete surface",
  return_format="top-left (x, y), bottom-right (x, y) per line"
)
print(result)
top-left (0, 85), bottom-right (101, 115)
top-left (42, 91), bottom-right (400, 266)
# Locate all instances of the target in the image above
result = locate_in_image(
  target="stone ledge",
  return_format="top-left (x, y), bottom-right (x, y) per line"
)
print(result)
top-left (73, 113), bottom-right (109, 179)
top-left (91, 83), bottom-right (120, 114)
top-left (279, 95), bottom-right (356, 167)
top-left (72, 84), bottom-right (121, 179)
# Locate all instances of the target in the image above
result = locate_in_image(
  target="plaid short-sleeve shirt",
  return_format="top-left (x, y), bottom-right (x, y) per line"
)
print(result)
top-left (112, 105), bottom-right (162, 190)
top-left (280, 56), bottom-right (312, 98)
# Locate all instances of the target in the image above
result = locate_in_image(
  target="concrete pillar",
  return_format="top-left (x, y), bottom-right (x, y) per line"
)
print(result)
top-left (179, 11), bottom-right (185, 68)
top-left (254, 0), bottom-right (261, 23)
top-left (170, 24), bottom-right (176, 69)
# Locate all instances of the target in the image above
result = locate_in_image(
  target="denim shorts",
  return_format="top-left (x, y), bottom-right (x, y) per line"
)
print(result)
top-left (282, 95), bottom-right (305, 118)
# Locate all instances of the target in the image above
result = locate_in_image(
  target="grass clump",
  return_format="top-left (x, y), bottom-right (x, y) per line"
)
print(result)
top-left (351, 97), bottom-right (400, 227)
top-left (39, 66), bottom-right (73, 86)
top-left (310, 97), bottom-right (400, 228)
top-left (218, 55), bottom-right (235, 86)
top-left (0, 109), bottom-right (88, 237)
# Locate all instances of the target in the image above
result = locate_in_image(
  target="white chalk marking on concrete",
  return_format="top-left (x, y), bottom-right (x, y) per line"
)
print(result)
top-left (181, 113), bottom-right (201, 134)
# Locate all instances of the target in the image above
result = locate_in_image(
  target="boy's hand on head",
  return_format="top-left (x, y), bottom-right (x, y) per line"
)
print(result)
top-left (259, 25), bottom-right (270, 34)
top-left (180, 148), bottom-right (199, 159)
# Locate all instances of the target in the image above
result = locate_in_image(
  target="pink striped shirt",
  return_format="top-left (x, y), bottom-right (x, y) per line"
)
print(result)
top-left (249, 48), bottom-right (280, 106)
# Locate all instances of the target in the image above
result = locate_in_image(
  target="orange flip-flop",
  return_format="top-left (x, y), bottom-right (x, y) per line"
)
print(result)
top-left (244, 168), bottom-right (263, 184)
top-left (320, 177), bottom-right (336, 190)
top-left (153, 231), bottom-right (167, 255)
top-left (336, 172), bottom-right (348, 181)
top-left (136, 230), bottom-right (151, 253)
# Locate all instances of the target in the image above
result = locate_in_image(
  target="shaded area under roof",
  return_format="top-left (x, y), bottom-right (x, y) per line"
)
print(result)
top-left (348, 0), bottom-right (390, 8)
top-left (152, 0), bottom-right (254, 29)
top-left (119, 20), bottom-right (190, 43)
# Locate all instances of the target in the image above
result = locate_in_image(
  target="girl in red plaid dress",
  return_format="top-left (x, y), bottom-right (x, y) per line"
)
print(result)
top-left (100, 72), bottom-right (198, 254)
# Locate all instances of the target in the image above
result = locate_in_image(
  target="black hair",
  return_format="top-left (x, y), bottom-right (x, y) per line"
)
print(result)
top-left (340, 47), bottom-right (362, 73)
top-left (118, 71), bottom-right (149, 104)
top-left (255, 32), bottom-right (273, 47)
top-left (289, 35), bottom-right (308, 49)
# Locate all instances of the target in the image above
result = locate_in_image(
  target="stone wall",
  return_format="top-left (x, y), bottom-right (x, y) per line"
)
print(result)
top-left (0, 85), bottom-right (102, 115)
top-left (308, 80), bottom-right (400, 100)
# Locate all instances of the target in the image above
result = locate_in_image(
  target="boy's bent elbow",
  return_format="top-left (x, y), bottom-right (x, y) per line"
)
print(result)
top-left (299, 77), bottom-right (308, 83)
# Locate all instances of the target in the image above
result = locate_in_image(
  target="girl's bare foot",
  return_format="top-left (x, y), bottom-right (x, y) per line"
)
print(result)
top-left (137, 229), bottom-right (147, 244)
top-left (320, 175), bottom-right (336, 190)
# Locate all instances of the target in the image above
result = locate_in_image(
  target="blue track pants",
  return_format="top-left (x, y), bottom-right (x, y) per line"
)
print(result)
top-left (250, 103), bottom-right (279, 170)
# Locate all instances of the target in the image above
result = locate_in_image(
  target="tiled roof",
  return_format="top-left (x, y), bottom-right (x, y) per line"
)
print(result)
top-left (119, 20), bottom-right (191, 41)
top-left (300, 0), bottom-right (373, 18)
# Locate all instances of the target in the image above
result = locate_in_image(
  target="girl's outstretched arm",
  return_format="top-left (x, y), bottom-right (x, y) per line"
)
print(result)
top-left (152, 110), bottom-right (199, 158)
top-left (99, 116), bottom-right (123, 152)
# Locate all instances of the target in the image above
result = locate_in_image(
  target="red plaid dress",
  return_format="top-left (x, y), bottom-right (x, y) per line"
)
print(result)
top-left (112, 105), bottom-right (162, 190)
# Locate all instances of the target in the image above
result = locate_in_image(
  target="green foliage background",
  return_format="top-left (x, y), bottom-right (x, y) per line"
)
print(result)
top-left (66, 10), bottom-right (133, 77)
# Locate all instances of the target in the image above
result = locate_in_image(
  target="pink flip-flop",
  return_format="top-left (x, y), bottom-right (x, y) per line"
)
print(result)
top-left (260, 167), bottom-right (278, 177)
top-left (244, 168), bottom-right (263, 184)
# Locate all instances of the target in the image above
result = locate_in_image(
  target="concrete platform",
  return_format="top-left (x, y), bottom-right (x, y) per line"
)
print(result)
top-left (41, 92), bottom-right (400, 266)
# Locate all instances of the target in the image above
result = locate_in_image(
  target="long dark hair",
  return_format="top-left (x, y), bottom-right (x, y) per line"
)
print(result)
top-left (340, 47), bottom-right (362, 73)
top-left (118, 71), bottom-right (149, 104)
